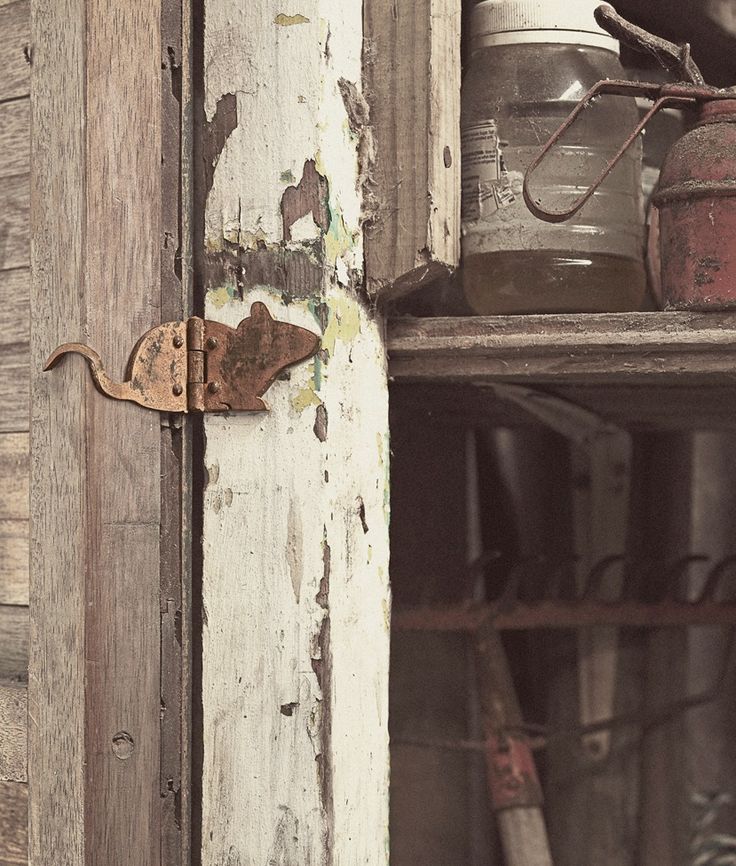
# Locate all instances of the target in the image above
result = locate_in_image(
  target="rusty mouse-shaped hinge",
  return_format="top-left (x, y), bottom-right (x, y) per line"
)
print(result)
top-left (44, 302), bottom-right (321, 413)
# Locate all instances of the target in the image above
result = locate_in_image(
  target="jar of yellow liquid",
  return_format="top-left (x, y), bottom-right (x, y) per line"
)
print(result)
top-left (461, 0), bottom-right (648, 314)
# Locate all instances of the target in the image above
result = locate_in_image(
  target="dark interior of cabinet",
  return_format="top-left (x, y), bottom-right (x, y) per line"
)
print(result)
top-left (388, 3), bottom-right (736, 864)
top-left (389, 383), bottom-right (736, 866)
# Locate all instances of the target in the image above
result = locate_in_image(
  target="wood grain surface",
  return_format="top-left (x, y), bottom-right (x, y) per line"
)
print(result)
top-left (0, 434), bottom-right (28, 521)
top-left (364, 0), bottom-right (460, 297)
top-left (0, 522), bottom-right (27, 605)
top-left (0, 175), bottom-right (29, 271)
top-left (0, 606), bottom-right (28, 682)
top-left (29, 0), bottom-right (170, 862)
top-left (388, 313), bottom-right (736, 382)
top-left (0, 353), bottom-right (29, 435)
top-left (0, 781), bottom-right (28, 865)
top-left (0, 1), bottom-right (30, 102)
top-left (0, 681), bottom-right (27, 782)
top-left (1, 5), bottom-right (30, 860)
top-left (0, 100), bottom-right (29, 181)
top-left (201, 1), bottom-right (391, 862)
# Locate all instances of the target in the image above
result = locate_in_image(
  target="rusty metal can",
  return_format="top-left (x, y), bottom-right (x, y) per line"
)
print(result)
top-left (653, 99), bottom-right (736, 310)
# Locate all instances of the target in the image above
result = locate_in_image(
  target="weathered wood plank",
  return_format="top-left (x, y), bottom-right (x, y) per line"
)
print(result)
top-left (0, 434), bottom-right (28, 521)
top-left (83, 0), bottom-right (162, 859)
top-left (201, 1), bottom-right (390, 863)
top-left (0, 268), bottom-right (30, 435)
top-left (0, 681), bottom-right (27, 782)
top-left (364, 0), bottom-right (461, 297)
top-left (0, 99), bottom-right (29, 181)
top-left (87, 524), bottom-right (160, 862)
top-left (0, 175), bottom-right (29, 271)
top-left (0, 605), bottom-right (28, 682)
top-left (388, 312), bottom-right (736, 383)
top-left (29, 0), bottom-right (86, 857)
top-left (0, 268), bottom-right (29, 348)
top-left (0, 353), bottom-right (28, 435)
top-left (0, 521), bottom-right (28, 605)
top-left (0, 1), bottom-right (30, 102)
top-left (0, 780), bottom-right (28, 864)
top-left (30, 0), bottom-right (166, 862)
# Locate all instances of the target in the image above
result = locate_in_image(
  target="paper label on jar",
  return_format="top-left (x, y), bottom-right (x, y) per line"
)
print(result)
top-left (461, 119), bottom-right (517, 222)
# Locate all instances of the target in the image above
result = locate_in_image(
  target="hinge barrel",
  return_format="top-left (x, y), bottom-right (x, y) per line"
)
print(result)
top-left (187, 317), bottom-right (206, 413)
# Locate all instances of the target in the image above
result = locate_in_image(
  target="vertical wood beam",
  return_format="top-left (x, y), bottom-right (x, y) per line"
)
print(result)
top-left (363, 0), bottom-right (461, 298)
top-left (30, 0), bottom-right (86, 856)
top-left (200, 1), bottom-right (391, 862)
top-left (29, 0), bottom-right (188, 861)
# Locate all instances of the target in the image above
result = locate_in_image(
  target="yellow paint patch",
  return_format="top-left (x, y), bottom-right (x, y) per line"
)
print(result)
top-left (320, 294), bottom-right (362, 357)
top-left (292, 386), bottom-right (323, 413)
top-left (208, 286), bottom-right (232, 309)
top-left (274, 12), bottom-right (310, 25)
top-left (324, 208), bottom-right (353, 266)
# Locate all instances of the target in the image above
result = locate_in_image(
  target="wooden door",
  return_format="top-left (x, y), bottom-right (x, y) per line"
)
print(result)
top-left (28, 0), bottom-right (191, 862)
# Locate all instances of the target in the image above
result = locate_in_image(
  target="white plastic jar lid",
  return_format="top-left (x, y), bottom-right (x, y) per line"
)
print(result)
top-left (471, 0), bottom-right (620, 53)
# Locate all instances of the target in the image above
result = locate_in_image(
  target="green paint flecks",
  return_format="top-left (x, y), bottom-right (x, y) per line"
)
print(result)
top-left (274, 12), bottom-right (310, 26)
top-left (313, 353), bottom-right (323, 391)
top-left (280, 169), bottom-right (296, 184)
top-left (324, 204), bottom-right (354, 266)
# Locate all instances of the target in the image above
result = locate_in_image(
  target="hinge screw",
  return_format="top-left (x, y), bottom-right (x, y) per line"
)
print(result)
top-left (207, 381), bottom-right (221, 394)
top-left (173, 334), bottom-right (184, 348)
top-left (173, 384), bottom-right (183, 396)
top-left (206, 337), bottom-right (218, 350)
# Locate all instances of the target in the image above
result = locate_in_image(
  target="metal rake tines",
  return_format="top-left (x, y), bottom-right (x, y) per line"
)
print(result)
top-left (392, 552), bottom-right (736, 632)
top-left (483, 552), bottom-right (736, 608)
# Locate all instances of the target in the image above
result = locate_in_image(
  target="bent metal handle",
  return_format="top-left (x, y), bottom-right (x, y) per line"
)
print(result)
top-left (522, 80), bottom-right (726, 224)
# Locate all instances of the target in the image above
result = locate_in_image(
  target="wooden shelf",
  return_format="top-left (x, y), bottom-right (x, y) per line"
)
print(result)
top-left (388, 312), bottom-right (736, 383)
top-left (387, 313), bottom-right (736, 430)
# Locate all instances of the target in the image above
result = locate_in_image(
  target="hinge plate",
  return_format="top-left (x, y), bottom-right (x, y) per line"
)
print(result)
top-left (44, 302), bottom-right (321, 414)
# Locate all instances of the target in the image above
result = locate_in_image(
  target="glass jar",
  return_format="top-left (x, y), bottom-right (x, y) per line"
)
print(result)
top-left (461, 0), bottom-right (649, 314)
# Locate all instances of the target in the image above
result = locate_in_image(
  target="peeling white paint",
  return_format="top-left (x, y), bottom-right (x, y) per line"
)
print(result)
top-left (201, 2), bottom-right (390, 863)
top-left (288, 212), bottom-right (323, 242)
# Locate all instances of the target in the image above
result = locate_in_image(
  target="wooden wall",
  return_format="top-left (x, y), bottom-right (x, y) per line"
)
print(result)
top-left (0, 0), bottom-right (30, 862)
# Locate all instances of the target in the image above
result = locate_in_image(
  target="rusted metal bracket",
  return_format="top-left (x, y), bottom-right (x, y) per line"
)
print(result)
top-left (44, 301), bottom-right (321, 413)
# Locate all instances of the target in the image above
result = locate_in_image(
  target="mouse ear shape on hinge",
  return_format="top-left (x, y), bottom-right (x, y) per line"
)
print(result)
top-left (248, 301), bottom-right (273, 321)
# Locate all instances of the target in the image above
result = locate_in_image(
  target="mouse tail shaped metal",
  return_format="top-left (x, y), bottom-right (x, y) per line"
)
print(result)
top-left (43, 302), bottom-right (320, 414)
top-left (44, 342), bottom-right (146, 406)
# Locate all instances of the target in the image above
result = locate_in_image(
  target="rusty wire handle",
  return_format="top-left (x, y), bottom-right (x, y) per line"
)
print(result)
top-left (521, 80), bottom-right (715, 224)
top-left (594, 5), bottom-right (705, 86)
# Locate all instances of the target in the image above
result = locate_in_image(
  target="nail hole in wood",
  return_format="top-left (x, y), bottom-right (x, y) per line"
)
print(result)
top-left (112, 731), bottom-right (135, 760)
